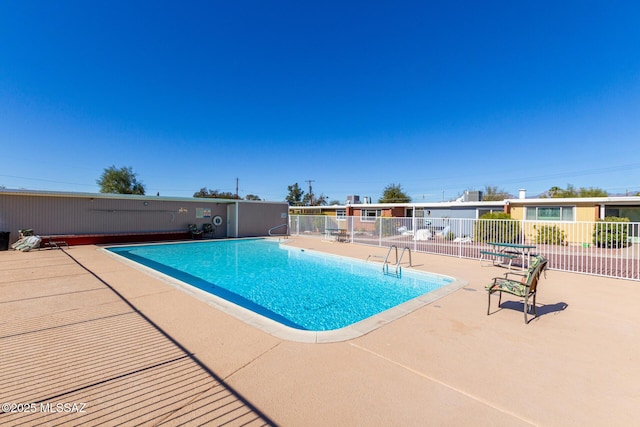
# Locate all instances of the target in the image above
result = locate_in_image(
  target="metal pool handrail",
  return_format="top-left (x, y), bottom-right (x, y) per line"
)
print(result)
top-left (383, 246), bottom-right (412, 277)
top-left (268, 223), bottom-right (289, 237)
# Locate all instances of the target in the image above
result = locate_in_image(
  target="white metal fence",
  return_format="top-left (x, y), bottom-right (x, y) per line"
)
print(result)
top-left (288, 215), bottom-right (640, 281)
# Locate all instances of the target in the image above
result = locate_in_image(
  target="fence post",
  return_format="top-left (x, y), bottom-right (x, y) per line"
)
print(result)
top-left (349, 216), bottom-right (353, 243)
top-left (412, 215), bottom-right (417, 251)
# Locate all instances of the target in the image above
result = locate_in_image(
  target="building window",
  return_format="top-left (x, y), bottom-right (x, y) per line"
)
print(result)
top-left (605, 206), bottom-right (640, 222)
top-left (336, 210), bottom-right (346, 221)
top-left (361, 209), bottom-right (381, 222)
top-left (526, 206), bottom-right (574, 221)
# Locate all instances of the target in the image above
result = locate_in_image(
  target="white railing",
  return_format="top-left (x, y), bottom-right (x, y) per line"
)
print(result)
top-left (288, 215), bottom-right (640, 281)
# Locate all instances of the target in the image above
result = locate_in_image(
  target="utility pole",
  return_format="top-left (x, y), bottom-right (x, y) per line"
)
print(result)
top-left (305, 179), bottom-right (315, 205)
top-left (235, 177), bottom-right (239, 198)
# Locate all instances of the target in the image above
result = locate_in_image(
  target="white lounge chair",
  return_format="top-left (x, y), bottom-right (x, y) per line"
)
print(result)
top-left (414, 229), bottom-right (432, 241)
top-left (13, 235), bottom-right (42, 252)
top-left (398, 226), bottom-right (414, 236)
top-left (436, 226), bottom-right (451, 238)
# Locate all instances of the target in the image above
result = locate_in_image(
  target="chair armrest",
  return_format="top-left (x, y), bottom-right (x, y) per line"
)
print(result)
top-left (504, 271), bottom-right (526, 279)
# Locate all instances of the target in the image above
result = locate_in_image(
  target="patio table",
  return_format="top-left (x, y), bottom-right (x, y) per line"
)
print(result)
top-left (485, 242), bottom-right (536, 270)
top-left (325, 228), bottom-right (348, 242)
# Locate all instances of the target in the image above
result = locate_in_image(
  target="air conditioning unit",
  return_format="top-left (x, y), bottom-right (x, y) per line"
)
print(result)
top-left (464, 191), bottom-right (483, 202)
top-left (346, 195), bottom-right (360, 204)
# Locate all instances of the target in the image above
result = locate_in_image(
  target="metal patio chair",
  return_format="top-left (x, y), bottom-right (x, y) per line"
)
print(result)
top-left (485, 255), bottom-right (548, 323)
top-left (202, 223), bottom-right (214, 238)
top-left (188, 224), bottom-right (203, 239)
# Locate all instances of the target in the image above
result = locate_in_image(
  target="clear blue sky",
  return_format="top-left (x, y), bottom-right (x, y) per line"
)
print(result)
top-left (1, 1), bottom-right (639, 202)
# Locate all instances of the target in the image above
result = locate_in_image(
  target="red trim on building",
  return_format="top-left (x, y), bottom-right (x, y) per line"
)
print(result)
top-left (40, 231), bottom-right (192, 246)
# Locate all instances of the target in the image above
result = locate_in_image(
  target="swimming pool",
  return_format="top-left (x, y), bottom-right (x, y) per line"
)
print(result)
top-left (107, 239), bottom-right (465, 342)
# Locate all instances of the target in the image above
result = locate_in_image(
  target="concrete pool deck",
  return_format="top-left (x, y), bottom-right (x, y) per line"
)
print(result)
top-left (1, 237), bottom-right (639, 426)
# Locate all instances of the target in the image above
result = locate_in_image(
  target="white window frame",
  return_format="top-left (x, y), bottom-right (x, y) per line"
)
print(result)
top-left (360, 209), bottom-right (381, 222)
top-left (335, 210), bottom-right (346, 221)
top-left (525, 206), bottom-right (575, 221)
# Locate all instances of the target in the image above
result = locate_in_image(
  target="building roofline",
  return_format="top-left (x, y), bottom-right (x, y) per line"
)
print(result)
top-left (290, 200), bottom-right (506, 209)
top-left (506, 196), bottom-right (640, 205)
top-left (0, 188), bottom-right (287, 205)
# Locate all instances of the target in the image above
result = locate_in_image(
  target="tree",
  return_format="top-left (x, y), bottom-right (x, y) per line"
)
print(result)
top-left (97, 166), bottom-right (145, 195)
top-left (378, 183), bottom-right (411, 203)
top-left (245, 194), bottom-right (261, 201)
top-left (286, 183), bottom-right (304, 206)
top-left (542, 184), bottom-right (608, 198)
top-left (562, 184), bottom-right (579, 198)
top-left (579, 187), bottom-right (609, 197)
top-left (304, 192), bottom-right (329, 206)
top-left (193, 187), bottom-right (216, 198)
top-left (193, 187), bottom-right (240, 199)
top-left (302, 191), bottom-right (314, 206)
top-left (482, 185), bottom-right (513, 201)
top-left (548, 186), bottom-right (562, 198)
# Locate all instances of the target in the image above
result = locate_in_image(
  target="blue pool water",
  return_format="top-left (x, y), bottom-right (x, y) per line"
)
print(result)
top-left (108, 239), bottom-right (453, 331)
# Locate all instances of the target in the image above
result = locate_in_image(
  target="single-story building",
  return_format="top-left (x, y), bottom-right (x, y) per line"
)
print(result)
top-left (506, 195), bottom-right (640, 222)
top-left (290, 200), bottom-right (506, 220)
top-left (0, 189), bottom-right (289, 246)
top-left (505, 194), bottom-right (640, 246)
top-left (290, 200), bottom-right (506, 239)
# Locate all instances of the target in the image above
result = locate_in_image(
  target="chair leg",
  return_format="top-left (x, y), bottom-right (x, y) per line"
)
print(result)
top-left (487, 292), bottom-right (491, 315)
top-left (523, 295), bottom-right (529, 323)
top-left (532, 293), bottom-right (537, 317)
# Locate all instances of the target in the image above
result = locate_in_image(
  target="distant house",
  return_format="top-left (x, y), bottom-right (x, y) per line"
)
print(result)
top-left (506, 195), bottom-right (640, 222)
top-left (504, 193), bottom-right (640, 246)
top-left (289, 200), bottom-right (506, 220)
top-left (290, 200), bottom-right (506, 238)
top-left (291, 192), bottom-right (640, 223)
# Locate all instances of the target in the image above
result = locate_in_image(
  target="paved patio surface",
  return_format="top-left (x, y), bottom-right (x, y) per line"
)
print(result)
top-left (1, 237), bottom-right (639, 426)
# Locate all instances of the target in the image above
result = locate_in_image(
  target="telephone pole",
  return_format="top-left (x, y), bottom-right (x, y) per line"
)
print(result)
top-left (305, 179), bottom-right (315, 205)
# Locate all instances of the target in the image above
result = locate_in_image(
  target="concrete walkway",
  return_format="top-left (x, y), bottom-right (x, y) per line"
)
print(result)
top-left (1, 238), bottom-right (639, 426)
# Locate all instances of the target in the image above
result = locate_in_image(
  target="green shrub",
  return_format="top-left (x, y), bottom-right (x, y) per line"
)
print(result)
top-left (374, 218), bottom-right (396, 237)
top-left (593, 217), bottom-right (630, 248)
top-left (474, 212), bottom-right (520, 243)
top-left (534, 224), bottom-right (566, 245)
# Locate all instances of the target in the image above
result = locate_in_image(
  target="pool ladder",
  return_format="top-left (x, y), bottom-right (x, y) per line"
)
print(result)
top-left (268, 223), bottom-right (289, 238)
top-left (367, 245), bottom-right (412, 277)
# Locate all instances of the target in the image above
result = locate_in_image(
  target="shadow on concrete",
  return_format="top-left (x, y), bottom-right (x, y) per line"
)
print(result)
top-left (497, 300), bottom-right (569, 320)
top-left (0, 249), bottom-right (277, 426)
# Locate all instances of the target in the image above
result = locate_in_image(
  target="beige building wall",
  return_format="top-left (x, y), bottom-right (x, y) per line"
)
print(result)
top-left (509, 206), bottom-right (524, 220)
top-left (0, 191), bottom-right (288, 244)
top-left (576, 205), bottom-right (599, 222)
top-left (511, 202), bottom-right (600, 245)
top-left (236, 201), bottom-right (289, 237)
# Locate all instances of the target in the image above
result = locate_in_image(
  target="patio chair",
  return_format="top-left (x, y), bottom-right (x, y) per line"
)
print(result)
top-left (435, 225), bottom-right (451, 238)
top-left (413, 229), bottom-right (432, 241)
top-left (485, 255), bottom-right (548, 323)
top-left (202, 223), bottom-right (214, 238)
top-left (12, 235), bottom-right (42, 252)
top-left (19, 228), bottom-right (34, 238)
top-left (397, 226), bottom-right (414, 236)
top-left (188, 224), bottom-right (203, 239)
